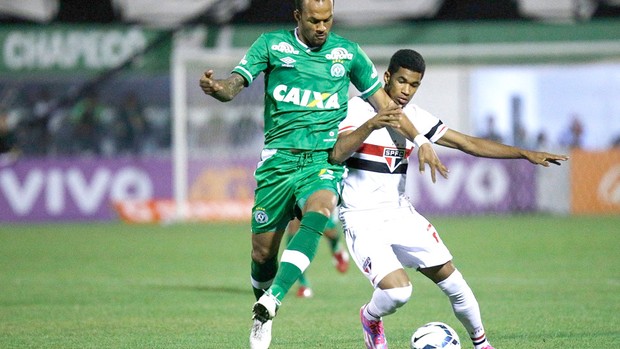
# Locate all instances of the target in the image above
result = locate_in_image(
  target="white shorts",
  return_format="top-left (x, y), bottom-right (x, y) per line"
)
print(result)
top-left (340, 203), bottom-right (452, 288)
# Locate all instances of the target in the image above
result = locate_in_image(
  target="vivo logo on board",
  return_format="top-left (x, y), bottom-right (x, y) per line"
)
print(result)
top-left (0, 167), bottom-right (152, 216)
top-left (0, 158), bottom-right (170, 221)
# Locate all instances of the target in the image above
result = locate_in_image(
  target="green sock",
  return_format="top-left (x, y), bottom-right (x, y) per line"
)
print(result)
top-left (251, 255), bottom-right (277, 300)
top-left (298, 271), bottom-right (310, 287)
top-left (287, 227), bottom-right (311, 288)
top-left (286, 234), bottom-right (310, 287)
top-left (269, 212), bottom-right (328, 302)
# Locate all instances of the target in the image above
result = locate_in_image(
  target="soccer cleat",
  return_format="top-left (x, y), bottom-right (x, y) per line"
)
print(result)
top-left (253, 291), bottom-right (279, 322)
top-left (249, 291), bottom-right (280, 349)
top-left (360, 305), bottom-right (387, 349)
top-left (249, 318), bottom-right (272, 349)
top-left (332, 249), bottom-right (350, 273)
top-left (472, 334), bottom-right (494, 349)
top-left (296, 285), bottom-right (314, 298)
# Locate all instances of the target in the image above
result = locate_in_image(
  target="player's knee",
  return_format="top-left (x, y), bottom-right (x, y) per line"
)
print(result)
top-left (386, 284), bottom-right (413, 308)
top-left (251, 246), bottom-right (277, 264)
top-left (251, 232), bottom-right (281, 263)
top-left (303, 190), bottom-right (337, 216)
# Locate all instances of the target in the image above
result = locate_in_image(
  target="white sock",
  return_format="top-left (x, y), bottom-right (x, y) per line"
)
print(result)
top-left (364, 284), bottom-right (412, 320)
top-left (437, 269), bottom-right (490, 349)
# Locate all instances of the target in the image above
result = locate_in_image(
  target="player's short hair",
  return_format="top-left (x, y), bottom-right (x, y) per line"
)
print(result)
top-left (388, 49), bottom-right (426, 78)
top-left (295, 0), bottom-right (334, 12)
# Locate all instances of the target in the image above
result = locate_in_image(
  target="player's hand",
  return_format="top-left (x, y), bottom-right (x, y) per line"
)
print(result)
top-left (524, 151), bottom-right (569, 167)
top-left (366, 105), bottom-right (404, 131)
top-left (199, 70), bottom-right (224, 95)
top-left (417, 143), bottom-right (449, 183)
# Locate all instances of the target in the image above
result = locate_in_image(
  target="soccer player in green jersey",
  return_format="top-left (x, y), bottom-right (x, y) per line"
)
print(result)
top-left (199, 1), bottom-right (447, 347)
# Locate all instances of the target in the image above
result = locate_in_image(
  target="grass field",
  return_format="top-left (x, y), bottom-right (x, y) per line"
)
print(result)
top-left (1, 215), bottom-right (618, 349)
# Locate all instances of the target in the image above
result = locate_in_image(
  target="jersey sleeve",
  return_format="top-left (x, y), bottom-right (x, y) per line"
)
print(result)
top-left (231, 34), bottom-right (269, 86)
top-left (349, 44), bottom-right (382, 99)
top-left (407, 104), bottom-right (449, 143)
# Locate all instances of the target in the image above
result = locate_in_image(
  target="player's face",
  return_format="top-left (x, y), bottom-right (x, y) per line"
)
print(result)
top-left (383, 67), bottom-right (422, 107)
top-left (294, 0), bottom-right (333, 48)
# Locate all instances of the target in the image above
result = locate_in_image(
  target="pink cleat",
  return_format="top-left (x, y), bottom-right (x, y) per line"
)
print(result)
top-left (360, 304), bottom-right (387, 349)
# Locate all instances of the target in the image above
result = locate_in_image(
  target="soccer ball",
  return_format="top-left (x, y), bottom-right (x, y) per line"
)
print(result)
top-left (410, 322), bottom-right (461, 349)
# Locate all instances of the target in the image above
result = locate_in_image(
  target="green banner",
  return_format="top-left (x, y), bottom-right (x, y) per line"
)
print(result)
top-left (0, 24), bottom-right (171, 77)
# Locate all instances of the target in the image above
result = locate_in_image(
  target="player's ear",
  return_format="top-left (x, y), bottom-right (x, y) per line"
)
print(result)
top-left (294, 9), bottom-right (301, 22)
top-left (383, 71), bottom-right (391, 85)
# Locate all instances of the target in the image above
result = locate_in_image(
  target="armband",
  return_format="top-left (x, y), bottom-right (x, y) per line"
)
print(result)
top-left (413, 134), bottom-right (430, 149)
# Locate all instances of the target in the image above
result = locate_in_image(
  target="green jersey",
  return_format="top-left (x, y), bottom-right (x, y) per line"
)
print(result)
top-left (232, 29), bottom-right (382, 150)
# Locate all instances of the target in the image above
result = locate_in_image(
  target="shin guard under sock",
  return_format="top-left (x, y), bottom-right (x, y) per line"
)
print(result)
top-left (268, 212), bottom-right (328, 302)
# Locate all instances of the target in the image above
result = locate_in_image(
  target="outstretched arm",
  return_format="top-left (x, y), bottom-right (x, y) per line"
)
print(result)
top-left (199, 70), bottom-right (246, 102)
top-left (367, 89), bottom-right (448, 182)
top-left (436, 129), bottom-right (569, 166)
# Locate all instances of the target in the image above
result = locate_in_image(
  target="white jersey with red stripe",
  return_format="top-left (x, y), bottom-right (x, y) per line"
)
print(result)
top-left (338, 96), bottom-right (448, 212)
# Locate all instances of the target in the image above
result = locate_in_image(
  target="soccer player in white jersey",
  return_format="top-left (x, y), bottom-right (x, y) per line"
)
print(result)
top-left (329, 49), bottom-right (568, 349)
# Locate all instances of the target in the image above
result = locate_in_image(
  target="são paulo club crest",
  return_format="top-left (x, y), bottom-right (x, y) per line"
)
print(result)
top-left (362, 257), bottom-right (372, 274)
top-left (383, 147), bottom-right (406, 172)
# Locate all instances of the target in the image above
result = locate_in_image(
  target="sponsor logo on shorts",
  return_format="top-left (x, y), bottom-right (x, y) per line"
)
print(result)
top-left (253, 209), bottom-right (269, 224)
top-left (318, 168), bottom-right (335, 180)
top-left (362, 257), bottom-right (372, 274)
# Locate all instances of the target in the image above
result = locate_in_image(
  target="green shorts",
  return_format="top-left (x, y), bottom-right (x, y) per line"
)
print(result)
top-left (251, 149), bottom-right (345, 234)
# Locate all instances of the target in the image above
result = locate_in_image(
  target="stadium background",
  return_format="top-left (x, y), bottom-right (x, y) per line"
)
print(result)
top-left (1, 2), bottom-right (619, 349)
top-left (0, 0), bottom-right (619, 222)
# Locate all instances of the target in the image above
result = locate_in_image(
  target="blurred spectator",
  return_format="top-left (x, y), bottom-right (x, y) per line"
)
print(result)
top-left (202, 113), bottom-right (228, 148)
top-left (229, 113), bottom-right (262, 149)
top-left (113, 92), bottom-right (149, 155)
top-left (69, 92), bottom-right (105, 155)
top-left (0, 108), bottom-right (17, 154)
top-left (25, 88), bottom-right (56, 156)
top-left (479, 114), bottom-right (503, 142)
top-left (558, 115), bottom-right (584, 148)
top-left (514, 124), bottom-right (535, 149)
top-left (535, 130), bottom-right (550, 150)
